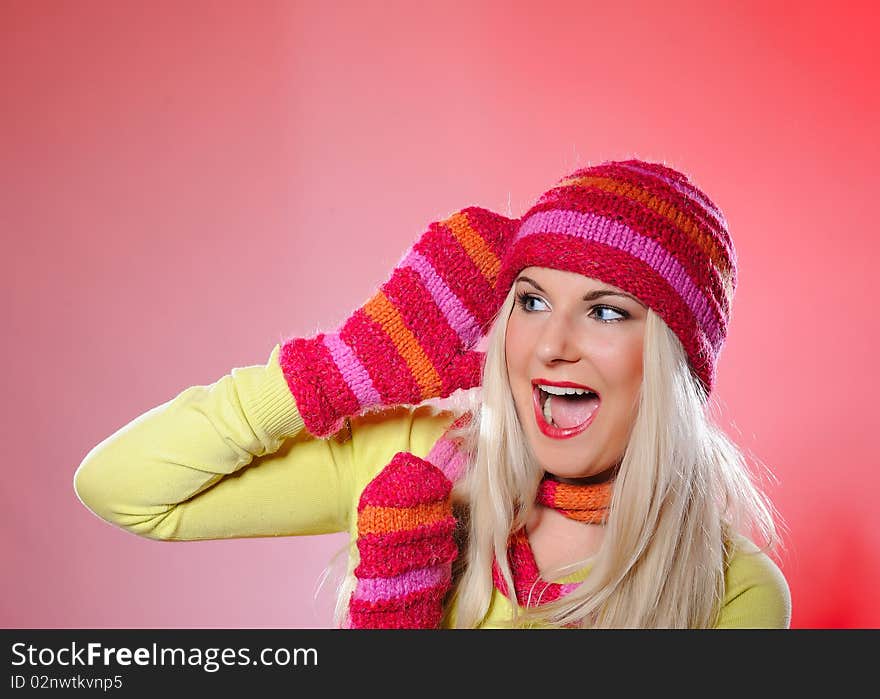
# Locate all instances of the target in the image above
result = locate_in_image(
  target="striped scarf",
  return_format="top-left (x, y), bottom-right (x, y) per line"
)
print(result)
top-left (347, 412), bottom-right (612, 628)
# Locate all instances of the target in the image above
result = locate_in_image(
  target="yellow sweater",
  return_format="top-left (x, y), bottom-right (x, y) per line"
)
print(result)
top-left (74, 344), bottom-right (792, 629)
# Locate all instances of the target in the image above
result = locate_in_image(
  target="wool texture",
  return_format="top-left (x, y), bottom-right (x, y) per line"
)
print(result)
top-left (348, 412), bottom-right (473, 629)
top-left (491, 530), bottom-right (585, 608)
top-left (347, 413), bottom-right (614, 628)
top-left (492, 477), bottom-right (611, 608)
top-left (494, 159), bottom-right (736, 396)
top-left (535, 477), bottom-right (612, 524)
top-left (279, 207), bottom-right (519, 438)
top-left (284, 158), bottom-right (735, 626)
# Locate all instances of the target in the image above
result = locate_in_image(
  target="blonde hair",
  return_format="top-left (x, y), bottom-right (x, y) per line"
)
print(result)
top-left (447, 283), bottom-right (782, 628)
top-left (331, 283), bottom-right (782, 629)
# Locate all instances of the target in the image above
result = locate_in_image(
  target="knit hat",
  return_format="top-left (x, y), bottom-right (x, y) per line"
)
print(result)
top-left (495, 159), bottom-right (737, 396)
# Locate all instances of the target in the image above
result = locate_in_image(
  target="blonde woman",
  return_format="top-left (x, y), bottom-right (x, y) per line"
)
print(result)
top-left (74, 159), bottom-right (791, 628)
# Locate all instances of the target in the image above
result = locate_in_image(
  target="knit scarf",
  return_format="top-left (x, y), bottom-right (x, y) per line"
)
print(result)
top-left (492, 477), bottom-right (611, 608)
top-left (347, 412), bottom-right (613, 628)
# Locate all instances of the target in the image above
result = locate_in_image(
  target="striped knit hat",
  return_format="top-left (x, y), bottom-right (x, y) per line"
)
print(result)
top-left (495, 159), bottom-right (737, 396)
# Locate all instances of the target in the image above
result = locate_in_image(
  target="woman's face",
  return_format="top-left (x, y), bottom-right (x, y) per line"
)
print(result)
top-left (505, 266), bottom-right (647, 481)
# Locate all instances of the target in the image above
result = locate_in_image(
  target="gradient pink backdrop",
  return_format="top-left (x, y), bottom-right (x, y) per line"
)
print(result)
top-left (3, 0), bottom-right (878, 629)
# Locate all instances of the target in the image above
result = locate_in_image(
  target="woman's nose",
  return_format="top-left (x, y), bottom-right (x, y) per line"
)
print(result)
top-left (535, 313), bottom-right (580, 364)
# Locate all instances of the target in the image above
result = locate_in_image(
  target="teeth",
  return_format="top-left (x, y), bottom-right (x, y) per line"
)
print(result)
top-left (538, 384), bottom-right (595, 396)
top-left (543, 394), bottom-right (554, 425)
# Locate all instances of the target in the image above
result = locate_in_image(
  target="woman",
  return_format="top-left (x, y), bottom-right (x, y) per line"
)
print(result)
top-left (74, 158), bottom-right (791, 628)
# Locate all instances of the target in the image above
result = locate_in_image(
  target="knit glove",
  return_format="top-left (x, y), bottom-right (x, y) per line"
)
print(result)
top-left (348, 452), bottom-right (457, 628)
top-left (279, 206), bottom-right (519, 438)
top-left (347, 411), bottom-right (473, 628)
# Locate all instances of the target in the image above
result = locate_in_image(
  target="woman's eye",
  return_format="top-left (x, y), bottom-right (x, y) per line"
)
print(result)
top-left (591, 305), bottom-right (627, 322)
top-left (515, 292), bottom-right (548, 312)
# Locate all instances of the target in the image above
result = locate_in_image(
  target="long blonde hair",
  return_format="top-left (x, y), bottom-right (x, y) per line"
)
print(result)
top-left (447, 283), bottom-right (782, 628)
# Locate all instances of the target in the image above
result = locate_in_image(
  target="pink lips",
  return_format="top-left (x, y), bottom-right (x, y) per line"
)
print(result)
top-left (531, 379), bottom-right (600, 440)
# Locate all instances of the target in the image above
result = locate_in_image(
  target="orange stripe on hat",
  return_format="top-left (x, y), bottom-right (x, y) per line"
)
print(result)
top-left (558, 174), bottom-right (732, 293)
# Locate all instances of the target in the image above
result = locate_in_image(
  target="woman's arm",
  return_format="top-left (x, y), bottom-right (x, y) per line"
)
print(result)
top-left (73, 344), bottom-right (357, 540)
top-left (715, 536), bottom-right (792, 629)
top-left (74, 344), bottom-right (461, 542)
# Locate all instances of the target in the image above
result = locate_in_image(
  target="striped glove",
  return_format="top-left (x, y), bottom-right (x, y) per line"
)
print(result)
top-left (348, 411), bottom-right (473, 628)
top-left (279, 206), bottom-right (519, 438)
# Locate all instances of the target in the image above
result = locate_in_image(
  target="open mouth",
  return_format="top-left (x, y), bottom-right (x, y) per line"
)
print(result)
top-left (531, 382), bottom-right (600, 439)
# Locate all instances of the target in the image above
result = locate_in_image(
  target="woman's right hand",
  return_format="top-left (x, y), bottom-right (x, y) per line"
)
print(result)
top-left (279, 206), bottom-right (520, 438)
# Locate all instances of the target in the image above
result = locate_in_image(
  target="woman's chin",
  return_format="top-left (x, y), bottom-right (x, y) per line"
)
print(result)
top-left (531, 451), bottom-right (601, 482)
top-left (545, 465), bottom-right (618, 485)
top-left (529, 441), bottom-right (619, 483)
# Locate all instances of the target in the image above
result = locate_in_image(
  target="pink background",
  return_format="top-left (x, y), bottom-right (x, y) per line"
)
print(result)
top-left (3, 1), bottom-right (878, 629)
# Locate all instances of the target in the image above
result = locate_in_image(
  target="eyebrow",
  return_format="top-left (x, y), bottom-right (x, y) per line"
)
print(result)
top-left (515, 275), bottom-right (646, 307)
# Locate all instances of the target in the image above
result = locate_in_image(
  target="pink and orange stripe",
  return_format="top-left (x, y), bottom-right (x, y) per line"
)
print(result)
top-left (280, 207), bottom-right (517, 438)
top-left (495, 159), bottom-right (737, 396)
top-left (348, 412), bottom-right (472, 629)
